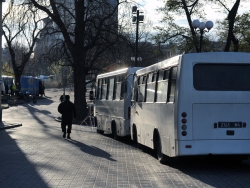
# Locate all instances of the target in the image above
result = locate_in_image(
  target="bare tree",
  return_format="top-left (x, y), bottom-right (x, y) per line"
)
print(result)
top-left (25, 0), bottom-right (130, 120)
top-left (2, 2), bottom-right (48, 88)
top-left (153, 0), bottom-right (210, 53)
top-left (211, 0), bottom-right (241, 52)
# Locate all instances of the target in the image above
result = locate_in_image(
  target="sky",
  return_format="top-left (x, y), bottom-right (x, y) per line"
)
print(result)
top-left (135, 0), bottom-right (250, 33)
top-left (2, 1), bottom-right (249, 36)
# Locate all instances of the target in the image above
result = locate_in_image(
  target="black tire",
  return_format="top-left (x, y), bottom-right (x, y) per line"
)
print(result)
top-left (97, 129), bottom-right (104, 134)
top-left (112, 123), bottom-right (117, 140)
top-left (95, 118), bottom-right (103, 134)
top-left (132, 126), bottom-right (137, 143)
top-left (155, 133), bottom-right (167, 163)
top-left (94, 117), bottom-right (97, 127)
top-left (96, 125), bottom-right (104, 134)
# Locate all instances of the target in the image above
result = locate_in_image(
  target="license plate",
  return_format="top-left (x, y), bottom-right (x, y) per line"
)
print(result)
top-left (218, 122), bottom-right (242, 128)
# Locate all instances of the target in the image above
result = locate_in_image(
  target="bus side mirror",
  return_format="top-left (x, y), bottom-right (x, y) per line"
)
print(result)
top-left (89, 91), bottom-right (94, 101)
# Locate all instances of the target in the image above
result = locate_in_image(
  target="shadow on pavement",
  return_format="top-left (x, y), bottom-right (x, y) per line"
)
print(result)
top-left (65, 138), bottom-right (116, 162)
top-left (1, 96), bottom-right (54, 107)
top-left (103, 133), bottom-right (250, 187)
top-left (0, 130), bottom-right (49, 187)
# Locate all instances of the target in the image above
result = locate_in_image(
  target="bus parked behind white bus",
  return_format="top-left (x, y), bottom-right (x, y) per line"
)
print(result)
top-left (131, 52), bottom-right (250, 163)
top-left (94, 67), bottom-right (142, 139)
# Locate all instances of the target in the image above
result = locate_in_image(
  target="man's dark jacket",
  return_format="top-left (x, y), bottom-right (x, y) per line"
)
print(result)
top-left (58, 100), bottom-right (76, 122)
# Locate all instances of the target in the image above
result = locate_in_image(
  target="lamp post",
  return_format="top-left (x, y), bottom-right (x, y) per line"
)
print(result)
top-left (192, 19), bottom-right (214, 52)
top-left (132, 6), bottom-right (144, 67)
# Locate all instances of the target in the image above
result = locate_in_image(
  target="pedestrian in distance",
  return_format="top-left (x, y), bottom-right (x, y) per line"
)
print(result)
top-left (60, 95), bottom-right (64, 103)
top-left (42, 85), bottom-right (46, 97)
top-left (58, 95), bottom-right (76, 139)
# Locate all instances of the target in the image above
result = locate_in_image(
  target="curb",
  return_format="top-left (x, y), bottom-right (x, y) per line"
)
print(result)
top-left (0, 122), bottom-right (22, 131)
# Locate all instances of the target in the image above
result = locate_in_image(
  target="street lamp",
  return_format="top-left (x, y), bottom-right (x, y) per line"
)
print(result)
top-left (132, 6), bottom-right (144, 67)
top-left (192, 19), bottom-right (214, 52)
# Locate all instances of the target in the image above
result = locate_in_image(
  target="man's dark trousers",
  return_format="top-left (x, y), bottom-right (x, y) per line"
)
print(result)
top-left (61, 121), bottom-right (72, 133)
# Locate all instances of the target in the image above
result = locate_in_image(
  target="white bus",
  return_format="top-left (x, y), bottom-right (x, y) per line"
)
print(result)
top-left (130, 52), bottom-right (250, 162)
top-left (94, 67), bottom-right (142, 139)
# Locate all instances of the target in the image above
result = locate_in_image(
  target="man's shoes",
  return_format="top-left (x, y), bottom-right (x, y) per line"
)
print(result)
top-left (63, 133), bottom-right (66, 138)
top-left (67, 134), bottom-right (71, 139)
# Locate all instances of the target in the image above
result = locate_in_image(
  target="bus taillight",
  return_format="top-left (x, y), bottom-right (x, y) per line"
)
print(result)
top-left (181, 112), bottom-right (187, 117)
top-left (182, 131), bottom-right (187, 136)
top-left (181, 125), bottom-right (187, 130)
top-left (181, 119), bottom-right (187, 124)
top-left (181, 112), bottom-right (187, 136)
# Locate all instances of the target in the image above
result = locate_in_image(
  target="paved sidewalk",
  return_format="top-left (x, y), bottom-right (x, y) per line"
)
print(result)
top-left (1, 88), bottom-right (250, 188)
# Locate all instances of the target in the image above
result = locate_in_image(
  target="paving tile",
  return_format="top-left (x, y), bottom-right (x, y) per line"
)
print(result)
top-left (1, 88), bottom-right (250, 188)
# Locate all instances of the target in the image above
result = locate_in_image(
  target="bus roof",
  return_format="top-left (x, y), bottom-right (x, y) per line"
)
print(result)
top-left (97, 67), bottom-right (142, 79)
top-left (136, 52), bottom-right (250, 76)
top-left (136, 55), bottom-right (180, 76)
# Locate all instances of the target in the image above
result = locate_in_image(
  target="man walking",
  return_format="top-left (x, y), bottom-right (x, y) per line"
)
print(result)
top-left (58, 95), bottom-right (76, 139)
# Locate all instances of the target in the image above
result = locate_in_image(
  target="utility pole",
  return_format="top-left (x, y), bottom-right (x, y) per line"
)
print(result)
top-left (132, 6), bottom-right (144, 67)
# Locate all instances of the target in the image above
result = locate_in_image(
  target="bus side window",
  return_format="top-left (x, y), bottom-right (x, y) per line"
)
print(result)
top-left (132, 75), bottom-right (138, 102)
top-left (137, 75), bottom-right (146, 102)
top-left (101, 78), bottom-right (107, 100)
top-left (114, 75), bottom-right (125, 100)
top-left (135, 76), bottom-right (141, 102)
top-left (114, 76), bottom-right (120, 100)
top-left (96, 79), bottom-right (102, 100)
top-left (168, 67), bottom-right (177, 102)
top-left (108, 77), bottom-right (115, 100)
top-left (146, 73), bottom-right (156, 102)
top-left (120, 75), bottom-right (126, 100)
top-left (156, 70), bottom-right (169, 102)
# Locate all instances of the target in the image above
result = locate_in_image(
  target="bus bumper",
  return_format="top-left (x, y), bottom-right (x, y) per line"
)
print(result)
top-left (176, 140), bottom-right (250, 156)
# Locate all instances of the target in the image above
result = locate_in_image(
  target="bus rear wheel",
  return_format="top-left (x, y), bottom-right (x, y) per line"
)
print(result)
top-left (97, 129), bottom-right (104, 134)
top-left (95, 118), bottom-right (104, 134)
top-left (132, 126), bottom-right (137, 143)
top-left (112, 123), bottom-right (117, 140)
top-left (155, 133), bottom-right (167, 163)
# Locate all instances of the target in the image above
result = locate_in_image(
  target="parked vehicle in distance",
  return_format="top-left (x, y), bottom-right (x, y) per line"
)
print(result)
top-left (0, 80), bottom-right (5, 95)
top-left (20, 76), bottom-right (44, 96)
top-left (130, 52), bottom-right (250, 163)
top-left (2, 75), bottom-right (15, 95)
top-left (94, 67), bottom-right (142, 139)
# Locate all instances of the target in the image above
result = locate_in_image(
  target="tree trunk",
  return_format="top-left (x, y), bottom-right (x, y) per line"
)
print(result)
top-left (13, 66), bottom-right (22, 90)
top-left (224, 0), bottom-right (240, 52)
top-left (15, 73), bottom-right (22, 90)
top-left (182, 0), bottom-right (200, 52)
top-left (73, 61), bottom-right (88, 121)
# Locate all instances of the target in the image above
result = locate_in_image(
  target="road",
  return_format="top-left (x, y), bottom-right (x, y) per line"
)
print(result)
top-left (0, 88), bottom-right (250, 188)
